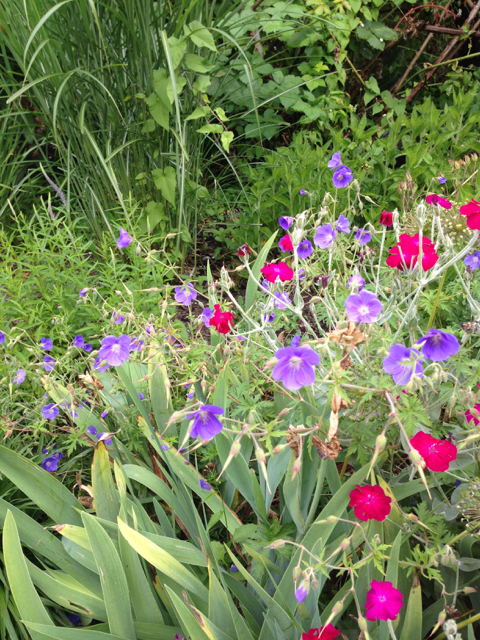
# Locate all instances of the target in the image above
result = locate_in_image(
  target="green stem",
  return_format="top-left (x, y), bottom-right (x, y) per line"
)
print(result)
top-left (305, 459), bottom-right (326, 529)
top-left (427, 269), bottom-right (447, 330)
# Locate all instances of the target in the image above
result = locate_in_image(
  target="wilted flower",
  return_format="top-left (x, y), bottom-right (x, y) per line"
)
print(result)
top-left (465, 403), bottom-right (480, 425)
top-left (410, 431), bottom-right (457, 472)
top-left (188, 405), bottom-right (224, 441)
top-left (465, 251), bottom-right (480, 270)
top-left (210, 305), bottom-right (235, 334)
top-left (201, 307), bottom-right (214, 327)
top-left (279, 216), bottom-right (293, 230)
top-left (175, 283), bottom-right (197, 306)
top-left (313, 223), bottom-right (336, 249)
top-left (272, 346), bottom-right (320, 391)
top-left (416, 329), bottom-right (459, 361)
top-left (345, 290), bottom-right (382, 324)
top-left (332, 165), bottom-right (353, 189)
top-left (356, 229), bottom-right (372, 245)
top-left (262, 312), bottom-right (275, 323)
top-left (328, 151), bottom-right (342, 170)
top-left (297, 239), bottom-right (313, 259)
top-left (279, 235), bottom-right (293, 252)
top-left (237, 244), bottom-right (251, 258)
top-left (349, 485), bottom-right (392, 521)
top-left (42, 403), bottom-right (59, 420)
top-left (347, 274), bottom-right (365, 291)
top-left (73, 335), bottom-right (85, 348)
top-left (261, 262), bottom-right (294, 283)
top-left (40, 337), bottom-right (53, 351)
top-left (117, 227), bottom-right (132, 249)
top-left (98, 335), bottom-right (131, 366)
top-left (336, 214), bottom-right (350, 234)
top-left (460, 198), bottom-right (480, 229)
top-left (379, 210), bottom-right (393, 226)
top-left (129, 338), bottom-right (144, 352)
top-left (382, 344), bottom-right (423, 385)
top-left (386, 234), bottom-right (438, 271)
top-left (365, 580), bottom-right (403, 621)
top-left (425, 194), bottom-right (452, 209)
top-left (97, 432), bottom-right (113, 445)
top-left (13, 369), bottom-right (26, 385)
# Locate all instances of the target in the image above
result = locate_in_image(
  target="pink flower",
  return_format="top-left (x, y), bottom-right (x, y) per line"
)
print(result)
top-left (209, 305), bottom-right (235, 334)
top-left (302, 626), bottom-right (340, 640)
top-left (260, 262), bottom-right (294, 283)
top-left (380, 210), bottom-right (393, 226)
top-left (460, 199), bottom-right (480, 230)
top-left (465, 403), bottom-right (480, 426)
top-left (278, 235), bottom-right (293, 252)
top-left (349, 485), bottom-right (392, 521)
top-left (425, 194), bottom-right (452, 209)
top-left (410, 431), bottom-right (457, 472)
top-left (386, 233), bottom-right (438, 272)
top-left (365, 580), bottom-right (404, 621)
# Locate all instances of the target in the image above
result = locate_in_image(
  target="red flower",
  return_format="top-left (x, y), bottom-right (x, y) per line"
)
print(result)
top-left (349, 484), bottom-right (392, 521)
top-left (302, 625), bottom-right (341, 640)
top-left (365, 580), bottom-right (403, 621)
top-left (386, 233), bottom-right (438, 272)
top-left (260, 262), bottom-right (294, 283)
top-left (279, 235), bottom-right (293, 252)
top-left (237, 244), bottom-right (251, 258)
top-left (209, 305), bottom-right (235, 334)
top-left (425, 194), bottom-right (452, 210)
top-left (465, 403), bottom-right (480, 426)
top-left (460, 199), bottom-right (480, 230)
top-left (410, 431), bottom-right (457, 472)
top-left (379, 210), bottom-right (393, 226)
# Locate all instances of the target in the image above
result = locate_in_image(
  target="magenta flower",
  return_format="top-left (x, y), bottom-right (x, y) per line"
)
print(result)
top-left (382, 344), bottom-right (423, 385)
top-left (345, 290), bottom-right (382, 323)
top-left (297, 239), bottom-right (313, 259)
top-left (465, 251), bottom-right (480, 270)
top-left (175, 283), bottom-right (197, 306)
top-left (332, 165), bottom-right (353, 189)
top-left (425, 194), bottom-right (452, 210)
top-left (365, 580), bottom-right (404, 621)
top-left (272, 346), bottom-right (319, 391)
top-left (13, 369), bottom-right (26, 385)
top-left (98, 335), bottom-right (131, 366)
top-left (356, 229), bottom-right (372, 245)
top-left (410, 431), bottom-right (457, 472)
top-left (187, 405), bottom-right (224, 441)
top-left (201, 307), bottom-right (214, 327)
top-left (279, 216), bottom-right (293, 230)
top-left (416, 329), bottom-right (459, 361)
top-left (336, 214), bottom-right (350, 234)
top-left (328, 151), bottom-right (342, 170)
top-left (313, 223), bottom-right (336, 249)
top-left (347, 275), bottom-right (365, 291)
top-left (117, 227), bottom-right (132, 249)
top-left (42, 404), bottom-right (59, 420)
top-left (40, 337), bottom-right (53, 351)
top-left (73, 335), bottom-right (84, 348)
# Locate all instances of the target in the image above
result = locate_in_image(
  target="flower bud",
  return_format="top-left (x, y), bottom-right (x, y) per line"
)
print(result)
top-left (463, 586), bottom-right (477, 594)
top-left (273, 444), bottom-right (288, 454)
top-left (220, 266), bottom-right (230, 289)
top-left (167, 410), bottom-right (186, 425)
top-left (358, 615), bottom-right (368, 632)
top-left (340, 538), bottom-right (351, 551)
top-left (409, 448), bottom-right (425, 468)
top-left (311, 578), bottom-right (319, 590)
top-left (292, 456), bottom-right (302, 480)
top-left (293, 566), bottom-right (302, 582)
top-left (229, 442), bottom-right (241, 457)
top-left (375, 434), bottom-right (387, 453)
top-left (325, 515), bottom-right (338, 524)
top-left (256, 448), bottom-right (267, 465)
top-left (269, 539), bottom-right (285, 550)
top-left (331, 600), bottom-right (344, 617)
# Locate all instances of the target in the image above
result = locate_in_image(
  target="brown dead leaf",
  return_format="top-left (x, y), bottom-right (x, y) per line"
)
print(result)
top-left (78, 496), bottom-right (93, 509)
top-left (317, 434), bottom-right (342, 460)
top-left (327, 321), bottom-right (365, 347)
top-left (340, 355), bottom-right (353, 369)
top-left (79, 373), bottom-right (104, 391)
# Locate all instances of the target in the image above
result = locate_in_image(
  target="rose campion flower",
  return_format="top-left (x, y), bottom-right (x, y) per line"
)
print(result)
top-left (313, 223), bottom-right (336, 249)
top-left (237, 244), bottom-right (251, 258)
top-left (261, 262), bottom-right (294, 283)
top-left (425, 194), bottom-right (452, 210)
top-left (347, 274), bottom-right (365, 291)
top-left (43, 356), bottom-right (55, 372)
top-left (345, 290), bottom-right (382, 324)
top-left (380, 210), bottom-right (393, 226)
top-left (40, 337), bottom-right (53, 351)
top-left (332, 165), bottom-right (353, 188)
top-left (382, 344), bottom-right (423, 385)
top-left (42, 404), bottom-right (59, 420)
top-left (272, 346), bottom-right (320, 391)
top-left (201, 307), bottom-right (214, 328)
top-left (98, 335), bottom-right (131, 366)
top-left (188, 405), bottom-right (224, 441)
top-left (460, 198), bottom-right (480, 229)
top-left (356, 229), bottom-right (372, 245)
top-left (336, 214), bottom-right (350, 234)
top-left (174, 283), bottom-right (197, 306)
top-left (410, 431), bottom-right (457, 472)
top-left (73, 335), bottom-right (85, 348)
top-left (466, 402), bottom-right (480, 425)
top-left (365, 580), bottom-right (403, 621)
top-left (117, 227), bottom-right (132, 249)
top-left (278, 235), bottom-right (293, 252)
top-left (209, 304), bottom-right (235, 334)
top-left (13, 369), bottom-right (26, 385)
top-left (349, 485), bottom-right (392, 521)
top-left (279, 216), bottom-right (293, 230)
top-left (297, 239), bottom-right (313, 259)
top-left (302, 626), bottom-right (340, 640)
top-left (416, 329), bottom-right (459, 361)
top-left (327, 151), bottom-right (342, 170)
top-left (437, 176), bottom-right (447, 184)
top-left (386, 233), bottom-right (438, 272)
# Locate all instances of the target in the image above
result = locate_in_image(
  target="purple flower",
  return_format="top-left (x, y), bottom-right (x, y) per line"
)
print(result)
top-left (201, 308), bottom-right (214, 327)
top-left (416, 329), bottom-right (460, 361)
top-left (336, 214), bottom-right (350, 234)
top-left (79, 288), bottom-right (87, 297)
top-left (84, 343), bottom-right (92, 352)
top-left (0, 331), bottom-right (4, 345)
top-left (40, 337), bottom-right (53, 351)
top-left (42, 448), bottom-right (48, 454)
top-left (66, 405), bottom-right (78, 419)
top-left (187, 405), bottom-right (224, 441)
top-left (274, 292), bottom-right (291, 310)
top-left (294, 581), bottom-right (309, 604)
top-left (437, 176), bottom-right (447, 184)
top-left (272, 346), bottom-right (320, 391)
top-left (13, 369), bottom-right (26, 385)
top-left (98, 335), bottom-right (131, 366)
top-left (383, 344), bottom-right (424, 385)
top-left (313, 223), bottom-right (336, 249)
top-left (356, 229), bottom-right (372, 245)
top-left (101, 411), bottom-right (109, 418)
top-left (94, 357), bottom-right (109, 373)
top-left (261, 280), bottom-right (270, 292)
top-left (114, 315), bottom-right (125, 325)
top-left (138, 392), bottom-right (145, 400)
top-left (464, 251), bottom-right (480, 270)
top-left (53, 451), bottom-right (63, 461)
top-left (332, 165), bottom-right (353, 189)
top-left (279, 216), bottom-right (293, 230)
top-left (345, 290), bottom-right (382, 324)
top-left (43, 356), bottom-right (55, 372)
top-left (97, 432), bottom-right (112, 445)
top-left (87, 426), bottom-right (97, 435)
top-left (42, 404), bottom-right (59, 420)
top-left (146, 324), bottom-right (152, 334)
top-left (297, 239), bottom-right (312, 259)
top-left (298, 267), bottom-right (305, 279)
top-left (262, 312), bottom-right (275, 323)
top-left (200, 480), bottom-right (211, 490)
top-left (161, 444), bottom-right (169, 450)
top-left (130, 338), bottom-right (144, 352)
top-left (348, 275), bottom-right (365, 291)
top-left (117, 228), bottom-right (132, 250)
top-left (290, 335), bottom-right (301, 347)
top-left (328, 151), bottom-right (342, 170)
top-left (73, 335), bottom-right (85, 348)
top-left (41, 457), bottom-right (59, 472)
top-left (175, 283), bottom-right (197, 306)
top-left (230, 565), bottom-right (239, 573)
top-left (299, 189), bottom-right (307, 195)
top-left (67, 614), bottom-right (82, 627)
top-left (187, 392), bottom-right (195, 399)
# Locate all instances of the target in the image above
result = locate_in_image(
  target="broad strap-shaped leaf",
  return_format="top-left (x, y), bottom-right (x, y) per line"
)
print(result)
top-left (24, 625), bottom-right (128, 640)
top-left (399, 573), bottom-right (422, 640)
top-left (165, 586), bottom-right (220, 640)
top-left (92, 442), bottom-right (120, 523)
top-left (148, 344), bottom-right (172, 434)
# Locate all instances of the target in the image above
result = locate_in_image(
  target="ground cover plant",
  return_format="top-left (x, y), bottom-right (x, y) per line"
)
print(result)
top-left (1, 158), bottom-right (480, 640)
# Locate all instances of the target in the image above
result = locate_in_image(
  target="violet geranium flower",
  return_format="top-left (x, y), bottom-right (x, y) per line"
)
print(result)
top-left (382, 344), bottom-right (423, 385)
top-left (294, 580), bottom-right (309, 604)
top-left (332, 165), bottom-right (353, 189)
top-left (13, 369), bottom-right (26, 385)
top-left (274, 292), bottom-right (291, 310)
top-left (79, 288), bottom-right (87, 297)
top-left (437, 176), bottom-right (447, 184)
top-left (201, 307), bottom-right (214, 327)
top-left (345, 290), bottom-right (382, 324)
top-left (313, 223), bottom-right (336, 249)
top-left (297, 239), bottom-right (313, 259)
top-left (464, 251), bottom-right (480, 270)
top-left (94, 357), bottom-right (109, 373)
top-left (279, 216), bottom-right (293, 230)
top-left (272, 346), bottom-right (320, 391)
top-left (200, 480), bottom-right (211, 490)
top-left (98, 335), bottom-right (131, 366)
top-left (43, 356), bottom-right (55, 372)
top-left (356, 229), bottom-right (372, 245)
top-left (117, 228), bottom-right (132, 249)
top-left (174, 283), bottom-right (197, 306)
top-left (40, 337), bottom-right (53, 351)
top-left (188, 405), bottom-right (224, 441)
top-left (416, 329), bottom-right (459, 361)
top-left (290, 335), bottom-right (301, 347)
top-left (365, 580), bottom-right (403, 621)
top-left (73, 335), bottom-right (85, 348)
top-left (42, 456), bottom-right (59, 472)
top-left (328, 151), bottom-right (342, 170)
top-left (347, 275), bottom-right (365, 291)
top-left (42, 404), bottom-right (59, 420)
top-left (0, 331), bottom-right (5, 345)
top-left (336, 214), bottom-right (350, 234)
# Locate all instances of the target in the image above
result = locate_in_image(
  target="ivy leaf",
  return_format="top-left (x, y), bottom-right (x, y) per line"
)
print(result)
top-left (185, 106), bottom-right (210, 121)
top-left (152, 167), bottom-right (176, 205)
top-left (214, 107), bottom-right (229, 122)
top-left (185, 20), bottom-right (217, 52)
top-left (221, 131), bottom-right (234, 153)
top-left (193, 75), bottom-right (211, 93)
top-left (145, 93), bottom-right (170, 131)
top-left (167, 36), bottom-right (187, 68)
top-left (166, 75), bottom-right (187, 103)
top-left (185, 53), bottom-right (214, 73)
top-left (197, 124), bottom-right (223, 134)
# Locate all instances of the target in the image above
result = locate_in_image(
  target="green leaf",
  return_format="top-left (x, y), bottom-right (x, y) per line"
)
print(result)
top-left (185, 20), bottom-right (217, 52)
top-left (193, 75), bottom-right (211, 93)
top-left (214, 107), bottom-right (229, 122)
top-left (24, 625), bottom-right (127, 640)
top-left (185, 53), bottom-right (214, 73)
top-left (152, 167), bottom-right (177, 205)
top-left (92, 442), bottom-right (120, 523)
top-left (145, 93), bottom-right (170, 131)
top-left (82, 514), bottom-right (136, 640)
top-left (197, 124), bottom-right (223, 134)
top-left (138, 201), bottom-right (166, 234)
top-left (166, 36), bottom-right (186, 68)
top-left (221, 131), bottom-right (234, 153)
top-left (185, 106), bottom-right (210, 121)
top-left (165, 587), bottom-right (220, 640)
top-left (148, 344), bottom-right (172, 433)
top-left (365, 76), bottom-right (380, 94)
top-left (399, 574), bottom-right (422, 640)
top-left (245, 231), bottom-right (278, 311)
